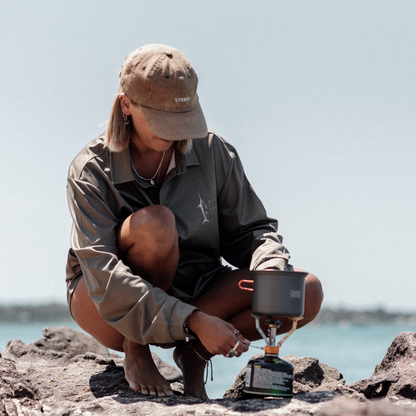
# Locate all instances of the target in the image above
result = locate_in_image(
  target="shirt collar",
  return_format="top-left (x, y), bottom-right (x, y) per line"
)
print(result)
top-left (110, 142), bottom-right (200, 185)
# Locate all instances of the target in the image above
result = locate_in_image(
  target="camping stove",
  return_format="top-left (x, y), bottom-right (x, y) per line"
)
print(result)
top-left (238, 270), bottom-right (307, 397)
top-left (243, 315), bottom-right (303, 397)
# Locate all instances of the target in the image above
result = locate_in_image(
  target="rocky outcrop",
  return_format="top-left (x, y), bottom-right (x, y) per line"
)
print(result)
top-left (348, 332), bottom-right (416, 400)
top-left (31, 326), bottom-right (111, 356)
top-left (1, 327), bottom-right (416, 415)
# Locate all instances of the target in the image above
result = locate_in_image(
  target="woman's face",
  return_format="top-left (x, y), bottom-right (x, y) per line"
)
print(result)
top-left (120, 95), bottom-right (173, 153)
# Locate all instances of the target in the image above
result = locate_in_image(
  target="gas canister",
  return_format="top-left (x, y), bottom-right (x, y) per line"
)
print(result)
top-left (243, 352), bottom-right (294, 397)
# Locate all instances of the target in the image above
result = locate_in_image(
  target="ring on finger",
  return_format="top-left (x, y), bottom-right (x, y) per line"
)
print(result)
top-left (226, 349), bottom-right (238, 357)
top-left (226, 341), bottom-right (241, 357)
top-left (233, 329), bottom-right (239, 335)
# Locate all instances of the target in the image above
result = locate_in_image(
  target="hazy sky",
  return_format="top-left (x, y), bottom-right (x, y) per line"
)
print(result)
top-left (1, 0), bottom-right (415, 311)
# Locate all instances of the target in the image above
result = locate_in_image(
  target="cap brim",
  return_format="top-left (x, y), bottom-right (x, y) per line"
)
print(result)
top-left (141, 100), bottom-right (208, 141)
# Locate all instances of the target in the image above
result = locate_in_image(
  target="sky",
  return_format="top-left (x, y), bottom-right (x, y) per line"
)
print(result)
top-left (0, 0), bottom-right (415, 312)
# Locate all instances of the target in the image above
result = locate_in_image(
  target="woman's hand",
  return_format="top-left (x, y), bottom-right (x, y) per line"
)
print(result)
top-left (186, 311), bottom-right (250, 357)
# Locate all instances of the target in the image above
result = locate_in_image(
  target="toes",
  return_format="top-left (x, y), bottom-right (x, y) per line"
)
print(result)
top-left (126, 376), bottom-right (172, 397)
top-left (155, 385), bottom-right (166, 397)
top-left (127, 381), bottom-right (141, 393)
top-left (148, 385), bottom-right (157, 396)
top-left (157, 383), bottom-right (174, 397)
top-left (140, 383), bottom-right (173, 397)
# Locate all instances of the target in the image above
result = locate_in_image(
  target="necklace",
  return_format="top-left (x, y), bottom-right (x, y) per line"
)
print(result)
top-left (131, 151), bottom-right (166, 186)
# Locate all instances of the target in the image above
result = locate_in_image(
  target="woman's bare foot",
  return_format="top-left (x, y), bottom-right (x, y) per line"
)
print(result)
top-left (173, 342), bottom-right (212, 399)
top-left (123, 339), bottom-right (173, 397)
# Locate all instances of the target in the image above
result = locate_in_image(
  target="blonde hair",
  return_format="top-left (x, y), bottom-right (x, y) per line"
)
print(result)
top-left (175, 138), bottom-right (193, 154)
top-left (106, 87), bottom-right (193, 154)
top-left (106, 87), bottom-right (132, 152)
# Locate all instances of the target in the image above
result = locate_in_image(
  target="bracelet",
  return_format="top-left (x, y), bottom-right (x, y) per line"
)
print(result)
top-left (184, 321), bottom-right (190, 342)
top-left (183, 321), bottom-right (197, 342)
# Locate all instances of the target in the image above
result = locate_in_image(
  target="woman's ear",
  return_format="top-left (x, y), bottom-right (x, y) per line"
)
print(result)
top-left (119, 94), bottom-right (132, 115)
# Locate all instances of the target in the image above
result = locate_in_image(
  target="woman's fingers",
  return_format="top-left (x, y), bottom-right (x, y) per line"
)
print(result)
top-left (236, 332), bottom-right (251, 347)
top-left (220, 327), bottom-right (250, 358)
top-left (187, 311), bottom-right (250, 357)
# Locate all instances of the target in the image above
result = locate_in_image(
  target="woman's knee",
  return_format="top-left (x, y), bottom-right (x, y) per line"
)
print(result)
top-left (118, 205), bottom-right (178, 255)
top-left (117, 205), bottom-right (179, 284)
top-left (132, 205), bottom-right (176, 229)
top-left (303, 272), bottom-right (324, 324)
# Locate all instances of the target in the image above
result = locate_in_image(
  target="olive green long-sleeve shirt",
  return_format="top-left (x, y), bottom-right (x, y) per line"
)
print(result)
top-left (66, 131), bottom-right (291, 345)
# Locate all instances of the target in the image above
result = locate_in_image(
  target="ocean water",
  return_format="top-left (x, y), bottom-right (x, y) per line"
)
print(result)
top-left (1, 321), bottom-right (415, 399)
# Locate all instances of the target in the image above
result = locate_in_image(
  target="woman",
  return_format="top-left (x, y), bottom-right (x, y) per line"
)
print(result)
top-left (66, 44), bottom-right (323, 399)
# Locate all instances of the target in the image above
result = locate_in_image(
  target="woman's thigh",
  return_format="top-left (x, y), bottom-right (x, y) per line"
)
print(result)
top-left (188, 268), bottom-right (254, 321)
top-left (70, 275), bottom-right (125, 352)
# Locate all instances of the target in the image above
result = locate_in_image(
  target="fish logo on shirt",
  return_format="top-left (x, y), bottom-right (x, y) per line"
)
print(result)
top-left (197, 192), bottom-right (210, 224)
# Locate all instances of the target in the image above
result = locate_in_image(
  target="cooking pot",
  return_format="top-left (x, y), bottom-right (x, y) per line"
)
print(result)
top-left (239, 270), bottom-right (307, 317)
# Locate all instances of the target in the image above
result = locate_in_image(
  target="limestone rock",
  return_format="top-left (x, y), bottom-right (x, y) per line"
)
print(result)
top-left (0, 358), bottom-right (36, 400)
top-left (317, 396), bottom-right (416, 416)
top-left (30, 326), bottom-right (111, 356)
top-left (349, 332), bottom-right (416, 400)
top-left (1, 327), bottom-right (416, 415)
top-left (287, 354), bottom-right (345, 393)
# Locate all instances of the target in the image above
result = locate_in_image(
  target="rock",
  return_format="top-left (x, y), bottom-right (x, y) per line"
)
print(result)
top-left (317, 396), bottom-right (416, 416)
top-left (31, 326), bottom-right (111, 356)
top-left (0, 358), bottom-right (36, 399)
top-left (349, 332), bottom-right (416, 400)
top-left (1, 327), bottom-right (416, 415)
top-left (223, 353), bottom-right (345, 398)
top-left (374, 332), bottom-right (416, 375)
top-left (287, 354), bottom-right (345, 393)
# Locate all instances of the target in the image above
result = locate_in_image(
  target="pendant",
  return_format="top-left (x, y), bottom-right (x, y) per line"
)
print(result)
top-left (150, 180), bottom-right (155, 186)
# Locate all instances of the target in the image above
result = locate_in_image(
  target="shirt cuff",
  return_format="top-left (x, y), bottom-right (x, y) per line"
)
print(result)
top-left (168, 301), bottom-right (200, 341)
top-left (253, 258), bottom-right (288, 271)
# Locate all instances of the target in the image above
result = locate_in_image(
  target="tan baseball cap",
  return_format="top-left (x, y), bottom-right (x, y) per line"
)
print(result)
top-left (119, 44), bottom-right (208, 141)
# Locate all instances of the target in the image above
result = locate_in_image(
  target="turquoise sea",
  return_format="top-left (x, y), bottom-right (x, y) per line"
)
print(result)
top-left (1, 321), bottom-right (415, 399)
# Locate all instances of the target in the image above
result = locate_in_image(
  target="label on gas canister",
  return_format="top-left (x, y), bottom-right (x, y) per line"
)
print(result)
top-left (245, 366), bottom-right (252, 387)
top-left (244, 357), bottom-right (294, 396)
top-left (252, 365), bottom-right (292, 391)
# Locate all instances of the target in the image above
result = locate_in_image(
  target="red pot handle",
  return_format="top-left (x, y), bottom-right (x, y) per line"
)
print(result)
top-left (238, 279), bottom-right (254, 291)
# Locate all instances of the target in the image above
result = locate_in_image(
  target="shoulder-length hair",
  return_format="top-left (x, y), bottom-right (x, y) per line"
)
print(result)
top-left (105, 87), bottom-right (193, 154)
